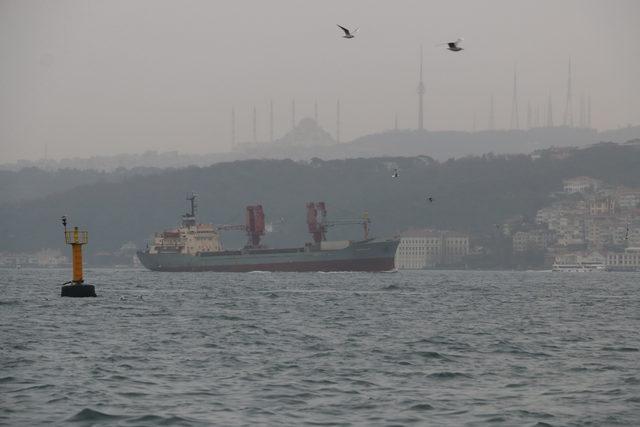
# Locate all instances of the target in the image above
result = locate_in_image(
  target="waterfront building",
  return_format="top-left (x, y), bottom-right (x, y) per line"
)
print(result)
top-left (395, 229), bottom-right (469, 269)
top-left (606, 248), bottom-right (640, 271)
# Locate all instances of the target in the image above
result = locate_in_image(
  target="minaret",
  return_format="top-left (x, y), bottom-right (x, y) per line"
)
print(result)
top-left (587, 95), bottom-right (592, 128)
top-left (579, 93), bottom-right (586, 128)
top-left (336, 99), bottom-right (341, 143)
top-left (252, 106), bottom-right (257, 143)
top-left (231, 107), bottom-right (236, 148)
top-left (526, 101), bottom-right (532, 129)
top-left (269, 99), bottom-right (274, 143)
top-left (488, 94), bottom-right (495, 130)
top-left (563, 58), bottom-right (573, 127)
top-left (509, 65), bottom-right (519, 129)
top-left (314, 100), bottom-right (318, 124)
top-left (546, 93), bottom-right (554, 127)
top-left (535, 105), bottom-right (540, 128)
top-left (417, 45), bottom-right (425, 130)
top-left (291, 99), bottom-right (296, 130)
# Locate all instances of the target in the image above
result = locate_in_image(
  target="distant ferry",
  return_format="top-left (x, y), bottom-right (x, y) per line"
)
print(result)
top-left (552, 263), bottom-right (605, 272)
top-left (137, 195), bottom-right (399, 272)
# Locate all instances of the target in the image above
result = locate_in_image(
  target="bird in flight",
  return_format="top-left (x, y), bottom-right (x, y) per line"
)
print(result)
top-left (427, 197), bottom-right (434, 203)
top-left (392, 168), bottom-right (399, 178)
top-left (440, 38), bottom-right (464, 52)
top-left (337, 25), bottom-right (358, 39)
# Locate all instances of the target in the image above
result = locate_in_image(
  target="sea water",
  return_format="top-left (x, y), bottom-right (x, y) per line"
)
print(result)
top-left (1, 268), bottom-right (639, 426)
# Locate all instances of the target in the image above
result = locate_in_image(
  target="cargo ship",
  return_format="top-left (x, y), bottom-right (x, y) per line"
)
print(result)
top-left (137, 195), bottom-right (399, 272)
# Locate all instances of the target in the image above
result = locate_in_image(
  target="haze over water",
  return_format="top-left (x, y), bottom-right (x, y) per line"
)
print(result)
top-left (2, 268), bottom-right (639, 425)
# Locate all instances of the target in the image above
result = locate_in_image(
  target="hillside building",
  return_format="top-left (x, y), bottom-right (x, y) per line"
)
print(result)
top-left (512, 230), bottom-right (555, 252)
top-left (587, 196), bottom-right (616, 217)
top-left (563, 176), bottom-right (602, 194)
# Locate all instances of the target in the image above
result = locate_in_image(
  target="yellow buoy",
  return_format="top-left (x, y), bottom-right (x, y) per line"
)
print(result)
top-left (61, 216), bottom-right (96, 297)
top-left (66, 226), bottom-right (88, 283)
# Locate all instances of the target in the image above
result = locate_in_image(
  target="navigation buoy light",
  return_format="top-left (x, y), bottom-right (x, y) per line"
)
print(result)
top-left (60, 216), bottom-right (96, 297)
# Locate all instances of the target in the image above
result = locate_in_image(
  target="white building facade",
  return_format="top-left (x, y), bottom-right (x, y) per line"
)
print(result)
top-left (563, 176), bottom-right (602, 194)
top-left (395, 230), bottom-right (469, 270)
top-left (606, 248), bottom-right (640, 271)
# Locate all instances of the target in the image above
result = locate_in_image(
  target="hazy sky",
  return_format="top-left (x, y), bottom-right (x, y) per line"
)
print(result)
top-left (1, 0), bottom-right (639, 161)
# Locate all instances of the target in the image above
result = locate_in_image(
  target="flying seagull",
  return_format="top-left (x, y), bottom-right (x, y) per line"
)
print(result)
top-left (427, 197), bottom-right (434, 203)
top-left (337, 25), bottom-right (358, 39)
top-left (392, 168), bottom-right (399, 178)
top-left (439, 38), bottom-right (464, 52)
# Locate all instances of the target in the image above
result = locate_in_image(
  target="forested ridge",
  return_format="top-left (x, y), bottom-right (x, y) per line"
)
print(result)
top-left (1, 142), bottom-right (639, 254)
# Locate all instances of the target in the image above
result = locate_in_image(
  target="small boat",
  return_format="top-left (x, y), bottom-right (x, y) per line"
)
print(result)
top-left (552, 263), bottom-right (605, 272)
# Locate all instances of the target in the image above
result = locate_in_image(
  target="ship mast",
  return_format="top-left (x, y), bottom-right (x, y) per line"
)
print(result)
top-left (182, 192), bottom-right (198, 228)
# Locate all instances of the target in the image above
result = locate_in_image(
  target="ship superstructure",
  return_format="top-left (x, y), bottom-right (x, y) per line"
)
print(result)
top-left (149, 194), bottom-right (222, 255)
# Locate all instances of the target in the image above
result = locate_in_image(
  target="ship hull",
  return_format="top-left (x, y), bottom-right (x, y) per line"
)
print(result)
top-left (137, 238), bottom-right (399, 272)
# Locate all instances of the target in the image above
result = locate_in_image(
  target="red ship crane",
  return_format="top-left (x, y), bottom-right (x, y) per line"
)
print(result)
top-left (245, 205), bottom-right (265, 248)
top-left (217, 204), bottom-right (266, 249)
top-left (306, 202), bottom-right (327, 243)
top-left (306, 201), bottom-right (371, 243)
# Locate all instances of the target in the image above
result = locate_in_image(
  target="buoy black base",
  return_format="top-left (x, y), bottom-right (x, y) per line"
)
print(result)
top-left (61, 284), bottom-right (97, 297)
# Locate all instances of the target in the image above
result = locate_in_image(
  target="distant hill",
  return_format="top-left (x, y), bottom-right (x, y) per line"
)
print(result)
top-left (0, 167), bottom-right (164, 204)
top-left (3, 125), bottom-right (639, 173)
top-left (1, 141), bottom-right (640, 258)
top-left (327, 126), bottom-right (640, 160)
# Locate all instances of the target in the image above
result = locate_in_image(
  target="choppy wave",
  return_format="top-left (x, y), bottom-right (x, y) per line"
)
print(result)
top-left (67, 408), bottom-right (125, 423)
top-left (427, 371), bottom-right (473, 380)
top-left (66, 409), bottom-right (205, 426)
